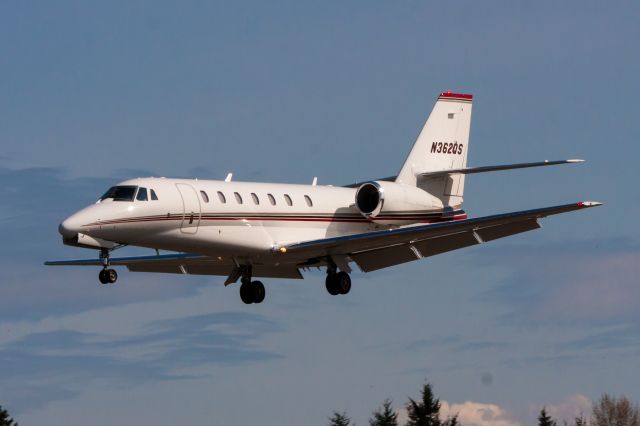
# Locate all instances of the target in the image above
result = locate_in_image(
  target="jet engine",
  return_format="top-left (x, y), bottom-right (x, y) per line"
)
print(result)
top-left (354, 181), bottom-right (443, 224)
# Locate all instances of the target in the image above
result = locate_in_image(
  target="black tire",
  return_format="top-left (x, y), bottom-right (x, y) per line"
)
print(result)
top-left (98, 269), bottom-right (109, 285)
top-left (325, 273), bottom-right (340, 295)
top-left (240, 282), bottom-right (253, 304)
top-left (107, 269), bottom-right (118, 284)
top-left (336, 271), bottom-right (351, 295)
top-left (251, 281), bottom-right (266, 304)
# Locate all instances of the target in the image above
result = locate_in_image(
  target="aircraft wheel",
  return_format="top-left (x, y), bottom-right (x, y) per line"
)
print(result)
top-left (98, 269), bottom-right (109, 285)
top-left (106, 268), bottom-right (118, 284)
top-left (251, 281), bottom-right (266, 304)
top-left (336, 271), bottom-right (351, 295)
top-left (325, 273), bottom-right (340, 296)
top-left (240, 282), bottom-right (253, 304)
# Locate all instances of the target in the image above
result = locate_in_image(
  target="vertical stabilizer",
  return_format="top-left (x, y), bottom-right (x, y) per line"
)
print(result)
top-left (396, 92), bottom-right (473, 207)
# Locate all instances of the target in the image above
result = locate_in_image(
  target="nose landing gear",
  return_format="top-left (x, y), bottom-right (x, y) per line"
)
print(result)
top-left (98, 248), bottom-right (118, 285)
top-left (99, 268), bottom-right (118, 284)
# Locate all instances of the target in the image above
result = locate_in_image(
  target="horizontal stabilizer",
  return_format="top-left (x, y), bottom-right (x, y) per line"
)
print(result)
top-left (417, 159), bottom-right (584, 178)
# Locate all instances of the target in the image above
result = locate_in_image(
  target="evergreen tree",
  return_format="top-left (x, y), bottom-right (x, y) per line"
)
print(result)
top-left (538, 407), bottom-right (556, 426)
top-left (328, 411), bottom-right (353, 426)
top-left (443, 414), bottom-right (459, 426)
top-left (370, 399), bottom-right (399, 426)
top-left (574, 415), bottom-right (587, 426)
top-left (406, 382), bottom-right (442, 426)
top-left (0, 405), bottom-right (17, 426)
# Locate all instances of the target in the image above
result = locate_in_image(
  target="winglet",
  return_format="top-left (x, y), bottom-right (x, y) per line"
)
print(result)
top-left (577, 201), bottom-right (603, 207)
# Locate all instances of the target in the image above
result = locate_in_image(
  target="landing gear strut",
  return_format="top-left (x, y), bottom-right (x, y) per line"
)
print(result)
top-left (98, 248), bottom-right (118, 285)
top-left (238, 265), bottom-right (266, 304)
top-left (325, 268), bottom-right (351, 296)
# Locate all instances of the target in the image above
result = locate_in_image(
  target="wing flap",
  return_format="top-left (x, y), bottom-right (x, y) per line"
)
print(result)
top-left (128, 264), bottom-right (186, 273)
top-left (351, 219), bottom-right (542, 272)
top-left (352, 245), bottom-right (420, 272)
top-left (413, 231), bottom-right (480, 257)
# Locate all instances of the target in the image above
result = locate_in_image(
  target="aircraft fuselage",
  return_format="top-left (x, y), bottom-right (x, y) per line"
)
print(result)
top-left (59, 177), bottom-right (464, 263)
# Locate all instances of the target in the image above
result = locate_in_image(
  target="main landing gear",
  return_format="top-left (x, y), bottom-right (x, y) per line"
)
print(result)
top-left (98, 248), bottom-right (118, 285)
top-left (238, 266), bottom-right (266, 304)
top-left (325, 270), bottom-right (351, 296)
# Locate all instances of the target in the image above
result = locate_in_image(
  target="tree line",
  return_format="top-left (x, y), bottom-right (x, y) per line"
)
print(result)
top-left (2, 385), bottom-right (638, 426)
top-left (328, 382), bottom-right (640, 426)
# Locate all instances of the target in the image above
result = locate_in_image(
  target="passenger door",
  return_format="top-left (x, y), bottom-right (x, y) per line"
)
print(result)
top-left (176, 183), bottom-right (201, 234)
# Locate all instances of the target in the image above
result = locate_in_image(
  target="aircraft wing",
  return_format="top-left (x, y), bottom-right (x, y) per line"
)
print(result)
top-left (284, 201), bottom-right (602, 272)
top-left (45, 252), bottom-right (206, 267)
top-left (45, 252), bottom-right (303, 280)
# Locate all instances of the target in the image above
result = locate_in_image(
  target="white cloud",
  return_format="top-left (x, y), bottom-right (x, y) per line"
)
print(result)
top-left (396, 395), bottom-right (592, 426)
top-left (396, 400), bottom-right (520, 426)
top-left (440, 400), bottom-right (521, 426)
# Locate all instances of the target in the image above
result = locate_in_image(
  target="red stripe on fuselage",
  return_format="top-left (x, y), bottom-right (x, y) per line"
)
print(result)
top-left (84, 213), bottom-right (467, 227)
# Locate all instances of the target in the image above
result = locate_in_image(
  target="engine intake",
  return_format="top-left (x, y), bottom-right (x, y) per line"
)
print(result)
top-left (354, 181), bottom-right (444, 224)
top-left (355, 182), bottom-right (384, 217)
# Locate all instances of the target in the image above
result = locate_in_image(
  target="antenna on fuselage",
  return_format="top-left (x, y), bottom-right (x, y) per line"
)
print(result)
top-left (225, 173), bottom-right (233, 182)
top-left (312, 177), bottom-right (318, 186)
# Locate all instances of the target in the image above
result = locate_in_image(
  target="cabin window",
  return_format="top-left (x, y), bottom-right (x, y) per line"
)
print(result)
top-left (200, 190), bottom-right (210, 203)
top-left (217, 191), bottom-right (226, 203)
top-left (267, 193), bottom-right (276, 205)
top-left (251, 193), bottom-right (259, 205)
top-left (284, 194), bottom-right (293, 206)
top-left (100, 186), bottom-right (138, 202)
top-left (136, 187), bottom-right (148, 201)
top-left (234, 192), bottom-right (243, 204)
top-left (150, 189), bottom-right (158, 200)
top-left (304, 195), bottom-right (313, 207)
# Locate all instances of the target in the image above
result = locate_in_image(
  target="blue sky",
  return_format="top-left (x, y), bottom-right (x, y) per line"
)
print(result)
top-left (0, 1), bottom-right (638, 425)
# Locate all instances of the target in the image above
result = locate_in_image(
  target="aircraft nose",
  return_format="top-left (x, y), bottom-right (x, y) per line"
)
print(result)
top-left (58, 215), bottom-right (82, 239)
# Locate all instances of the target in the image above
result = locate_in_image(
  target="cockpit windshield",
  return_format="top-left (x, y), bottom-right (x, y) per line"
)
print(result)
top-left (99, 186), bottom-right (138, 202)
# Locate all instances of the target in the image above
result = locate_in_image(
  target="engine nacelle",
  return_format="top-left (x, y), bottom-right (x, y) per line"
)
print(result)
top-left (355, 181), bottom-right (444, 224)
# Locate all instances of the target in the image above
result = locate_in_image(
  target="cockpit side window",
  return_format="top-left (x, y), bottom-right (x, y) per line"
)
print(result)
top-left (150, 189), bottom-right (159, 200)
top-left (136, 187), bottom-right (148, 201)
top-left (100, 186), bottom-right (138, 202)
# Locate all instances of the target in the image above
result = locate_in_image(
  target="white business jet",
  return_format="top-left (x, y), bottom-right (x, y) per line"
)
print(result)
top-left (46, 92), bottom-right (601, 304)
